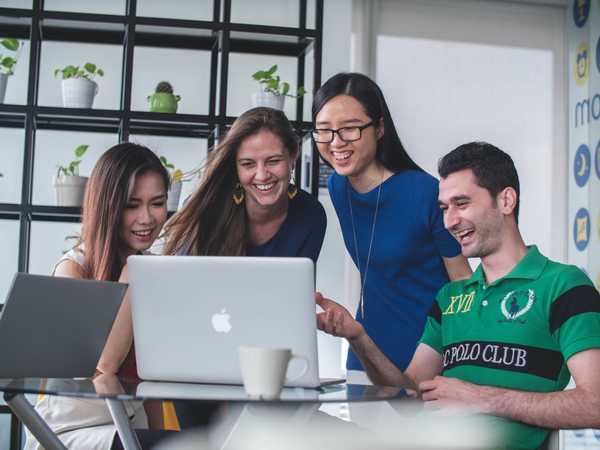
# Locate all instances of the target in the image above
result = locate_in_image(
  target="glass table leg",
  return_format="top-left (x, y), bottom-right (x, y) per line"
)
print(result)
top-left (4, 392), bottom-right (67, 450)
top-left (105, 398), bottom-right (142, 450)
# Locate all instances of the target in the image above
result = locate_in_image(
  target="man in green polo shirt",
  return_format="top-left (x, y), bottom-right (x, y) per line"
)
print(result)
top-left (316, 142), bottom-right (600, 449)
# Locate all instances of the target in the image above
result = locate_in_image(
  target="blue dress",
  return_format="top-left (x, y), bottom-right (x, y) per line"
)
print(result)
top-left (328, 170), bottom-right (461, 371)
top-left (247, 189), bottom-right (327, 263)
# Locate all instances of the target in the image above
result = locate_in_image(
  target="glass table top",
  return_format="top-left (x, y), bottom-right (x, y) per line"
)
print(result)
top-left (0, 376), bottom-right (409, 403)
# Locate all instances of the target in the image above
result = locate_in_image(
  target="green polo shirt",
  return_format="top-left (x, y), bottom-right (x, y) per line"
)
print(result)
top-left (420, 246), bottom-right (600, 449)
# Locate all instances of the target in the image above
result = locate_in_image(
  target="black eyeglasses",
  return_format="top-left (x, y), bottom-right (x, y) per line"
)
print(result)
top-left (311, 121), bottom-right (375, 144)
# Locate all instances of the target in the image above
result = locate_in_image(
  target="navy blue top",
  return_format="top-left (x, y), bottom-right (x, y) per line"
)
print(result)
top-left (328, 170), bottom-right (461, 371)
top-left (247, 189), bottom-right (327, 264)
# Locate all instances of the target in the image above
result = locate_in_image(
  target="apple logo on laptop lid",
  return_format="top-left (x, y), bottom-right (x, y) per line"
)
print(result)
top-left (212, 308), bottom-right (232, 333)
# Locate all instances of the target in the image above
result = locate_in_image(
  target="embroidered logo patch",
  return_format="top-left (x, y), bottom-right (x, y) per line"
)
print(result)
top-left (442, 291), bottom-right (476, 316)
top-left (499, 289), bottom-right (535, 323)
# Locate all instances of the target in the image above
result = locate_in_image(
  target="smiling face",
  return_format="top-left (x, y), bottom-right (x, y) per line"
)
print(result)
top-left (438, 169), bottom-right (505, 258)
top-left (314, 95), bottom-right (383, 182)
top-left (236, 129), bottom-right (295, 211)
top-left (120, 171), bottom-right (168, 256)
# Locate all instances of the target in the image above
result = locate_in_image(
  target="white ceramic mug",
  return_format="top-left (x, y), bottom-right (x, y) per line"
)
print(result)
top-left (238, 346), bottom-right (309, 399)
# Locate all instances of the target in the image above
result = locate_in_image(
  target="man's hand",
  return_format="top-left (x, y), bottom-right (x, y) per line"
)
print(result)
top-left (315, 292), bottom-right (364, 340)
top-left (419, 376), bottom-right (492, 413)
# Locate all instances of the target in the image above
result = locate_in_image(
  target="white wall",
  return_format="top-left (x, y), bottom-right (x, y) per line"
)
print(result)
top-left (315, 0), bottom-right (353, 378)
top-left (374, 0), bottom-right (567, 263)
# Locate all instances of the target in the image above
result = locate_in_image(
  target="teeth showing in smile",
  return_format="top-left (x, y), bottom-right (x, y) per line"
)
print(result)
top-left (255, 183), bottom-right (275, 191)
top-left (132, 229), bottom-right (152, 237)
top-left (331, 151), bottom-right (351, 161)
top-left (455, 229), bottom-right (474, 243)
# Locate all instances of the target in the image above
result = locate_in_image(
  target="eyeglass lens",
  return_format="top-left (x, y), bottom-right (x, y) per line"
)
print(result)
top-left (312, 127), bottom-right (362, 143)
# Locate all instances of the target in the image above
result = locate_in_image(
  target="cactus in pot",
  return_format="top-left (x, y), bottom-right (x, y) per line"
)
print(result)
top-left (147, 81), bottom-right (181, 113)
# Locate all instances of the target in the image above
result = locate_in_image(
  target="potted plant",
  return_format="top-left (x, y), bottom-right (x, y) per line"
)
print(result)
top-left (0, 38), bottom-right (21, 104)
top-left (54, 63), bottom-right (104, 108)
top-left (251, 64), bottom-right (306, 110)
top-left (53, 144), bottom-right (89, 207)
top-left (148, 81), bottom-right (181, 113)
top-left (160, 155), bottom-right (193, 211)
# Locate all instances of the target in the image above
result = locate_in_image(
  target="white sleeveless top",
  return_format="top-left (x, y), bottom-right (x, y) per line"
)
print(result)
top-left (24, 247), bottom-right (147, 450)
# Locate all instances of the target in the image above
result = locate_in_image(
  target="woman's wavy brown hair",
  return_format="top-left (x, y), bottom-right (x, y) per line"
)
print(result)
top-left (163, 107), bottom-right (298, 256)
top-left (79, 143), bottom-right (169, 281)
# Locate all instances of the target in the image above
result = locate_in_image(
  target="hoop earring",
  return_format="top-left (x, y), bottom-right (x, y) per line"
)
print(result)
top-left (232, 183), bottom-right (245, 205)
top-left (287, 183), bottom-right (298, 200)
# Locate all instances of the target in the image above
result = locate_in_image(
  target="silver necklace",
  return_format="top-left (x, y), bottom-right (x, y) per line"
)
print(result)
top-left (347, 173), bottom-right (383, 319)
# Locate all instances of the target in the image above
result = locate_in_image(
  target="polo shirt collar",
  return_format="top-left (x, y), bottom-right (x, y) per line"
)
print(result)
top-left (464, 245), bottom-right (547, 288)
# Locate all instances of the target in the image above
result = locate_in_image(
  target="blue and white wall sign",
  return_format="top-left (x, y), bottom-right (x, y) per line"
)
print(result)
top-left (595, 139), bottom-right (600, 179)
top-left (575, 42), bottom-right (590, 86)
top-left (574, 208), bottom-right (591, 251)
top-left (574, 0), bottom-right (590, 27)
top-left (574, 143), bottom-right (591, 186)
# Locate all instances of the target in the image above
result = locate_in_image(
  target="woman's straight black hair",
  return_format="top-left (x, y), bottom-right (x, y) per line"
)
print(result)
top-left (312, 72), bottom-right (422, 173)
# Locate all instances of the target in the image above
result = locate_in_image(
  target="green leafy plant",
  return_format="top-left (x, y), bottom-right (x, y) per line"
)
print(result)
top-left (252, 64), bottom-right (306, 98)
top-left (54, 63), bottom-right (104, 81)
top-left (160, 155), bottom-right (194, 182)
top-left (0, 38), bottom-right (21, 75)
top-left (160, 155), bottom-right (183, 182)
top-left (57, 144), bottom-right (88, 177)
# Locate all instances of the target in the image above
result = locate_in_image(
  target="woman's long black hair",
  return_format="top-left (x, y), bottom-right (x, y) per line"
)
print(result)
top-left (312, 72), bottom-right (422, 173)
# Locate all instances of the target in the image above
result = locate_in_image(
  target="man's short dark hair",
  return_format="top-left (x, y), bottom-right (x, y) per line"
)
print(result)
top-left (438, 142), bottom-right (520, 220)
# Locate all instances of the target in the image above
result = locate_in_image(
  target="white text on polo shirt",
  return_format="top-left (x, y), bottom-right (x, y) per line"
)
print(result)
top-left (443, 343), bottom-right (527, 368)
top-left (442, 291), bottom-right (475, 315)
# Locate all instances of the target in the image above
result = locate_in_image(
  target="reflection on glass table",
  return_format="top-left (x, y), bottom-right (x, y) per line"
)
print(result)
top-left (0, 377), bottom-right (407, 403)
top-left (0, 376), bottom-right (411, 450)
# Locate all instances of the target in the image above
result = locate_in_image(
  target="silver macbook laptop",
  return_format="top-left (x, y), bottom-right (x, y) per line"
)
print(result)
top-left (0, 273), bottom-right (127, 378)
top-left (128, 256), bottom-right (338, 388)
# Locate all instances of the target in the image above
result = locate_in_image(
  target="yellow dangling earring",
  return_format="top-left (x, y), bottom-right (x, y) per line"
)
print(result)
top-left (287, 183), bottom-right (298, 200)
top-left (232, 183), bottom-right (245, 205)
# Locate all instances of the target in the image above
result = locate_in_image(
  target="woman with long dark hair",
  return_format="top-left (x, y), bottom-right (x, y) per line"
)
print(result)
top-left (25, 143), bottom-right (172, 450)
top-left (164, 106), bottom-right (326, 261)
top-left (163, 107), bottom-right (327, 427)
top-left (312, 73), bottom-right (471, 379)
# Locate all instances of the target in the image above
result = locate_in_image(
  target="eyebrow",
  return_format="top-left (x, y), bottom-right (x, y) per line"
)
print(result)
top-left (129, 194), bottom-right (167, 202)
top-left (315, 118), bottom-right (365, 127)
top-left (438, 195), bottom-right (471, 206)
top-left (237, 153), bottom-right (285, 162)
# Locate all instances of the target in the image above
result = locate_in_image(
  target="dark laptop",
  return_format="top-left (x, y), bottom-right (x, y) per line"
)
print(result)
top-left (0, 273), bottom-right (127, 378)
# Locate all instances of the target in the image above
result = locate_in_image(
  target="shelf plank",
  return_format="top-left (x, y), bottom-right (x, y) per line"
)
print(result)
top-left (135, 17), bottom-right (218, 31)
top-left (30, 205), bottom-right (82, 223)
top-left (135, 31), bottom-right (215, 50)
top-left (34, 107), bottom-right (121, 134)
top-left (0, 204), bottom-right (83, 222)
top-left (229, 37), bottom-right (311, 56)
top-left (35, 106), bottom-right (122, 118)
top-left (41, 26), bottom-right (124, 45)
top-left (225, 22), bottom-right (317, 38)
top-left (41, 11), bottom-right (127, 24)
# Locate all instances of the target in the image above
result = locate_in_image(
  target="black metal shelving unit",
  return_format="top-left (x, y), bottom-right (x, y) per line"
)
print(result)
top-left (0, 1), bottom-right (323, 448)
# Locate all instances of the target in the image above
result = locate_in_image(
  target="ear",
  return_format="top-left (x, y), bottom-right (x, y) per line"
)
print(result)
top-left (497, 187), bottom-right (517, 216)
top-left (376, 118), bottom-right (385, 140)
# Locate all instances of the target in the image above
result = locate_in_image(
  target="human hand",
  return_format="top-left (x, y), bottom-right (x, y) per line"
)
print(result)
top-left (92, 372), bottom-right (125, 395)
top-left (419, 376), bottom-right (491, 413)
top-left (315, 292), bottom-right (364, 340)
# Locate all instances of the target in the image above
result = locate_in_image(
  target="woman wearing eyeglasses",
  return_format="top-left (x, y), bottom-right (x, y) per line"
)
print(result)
top-left (312, 73), bottom-right (471, 380)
